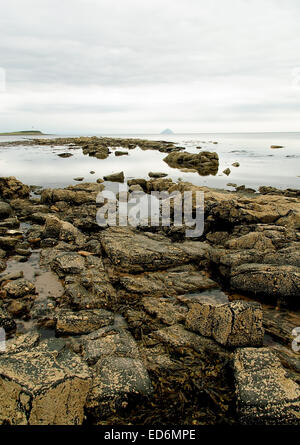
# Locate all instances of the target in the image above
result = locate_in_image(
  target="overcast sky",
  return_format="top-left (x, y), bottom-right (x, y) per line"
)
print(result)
top-left (0, 0), bottom-right (299, 134)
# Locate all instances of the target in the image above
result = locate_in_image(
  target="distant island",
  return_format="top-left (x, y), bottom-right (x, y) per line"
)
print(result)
top-left (160, 128), bottom-right (174, 135)
top-left (0, 130), bottom-right (44, 136)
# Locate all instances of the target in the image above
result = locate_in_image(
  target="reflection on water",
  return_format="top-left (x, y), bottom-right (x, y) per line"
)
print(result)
top-left (1, 247), bottom-right (64, 337)
top-left (178, 288), bottom-right (229, 306)
top-left (0, 132), bottom-right (299, 190)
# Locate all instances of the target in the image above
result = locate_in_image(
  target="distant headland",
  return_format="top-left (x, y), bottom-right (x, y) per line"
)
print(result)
top-left (0, 130), bottom-right (44, 136)
top-left (160, 128), bottom-right (174, 135)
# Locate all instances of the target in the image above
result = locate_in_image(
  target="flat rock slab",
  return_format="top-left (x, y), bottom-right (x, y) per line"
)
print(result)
top-left (0, 346), bottom-right (91, 425)
top-left (100, 227), bottom-right (206, 272)
top-left (81, 326), bottom-right (140, 365)
top-left (234, 348), bottom-right (300, 425)
top-left (151, 324), bottom-right (229, 361)
top-left (185, 300), bottom-right (264, 347)
top-left (142, 296), bottom-right (188, 325)
top-left (55, 309), bottom-right (114, 335)
top-left (119, 265), bottom-right (217, 297)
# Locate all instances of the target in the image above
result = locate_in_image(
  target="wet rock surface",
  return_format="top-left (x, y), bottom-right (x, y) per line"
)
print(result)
top-left (0, 152), bottom-right (299, 425)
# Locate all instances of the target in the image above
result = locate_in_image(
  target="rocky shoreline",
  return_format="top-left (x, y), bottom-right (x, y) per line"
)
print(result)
top-left (0, 137), bottom-right (299, 425)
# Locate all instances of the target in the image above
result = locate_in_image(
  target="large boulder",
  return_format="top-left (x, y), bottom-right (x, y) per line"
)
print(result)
top-left (163, 151), bottom-right (219, 176)
top-left (0, 177), bottom-right (30, 200)
top-left (0, 342), bottom-right (91, 425)
top-left (233, 348), bottom-right (300, 424)
top-left (185, 300), bottom-right (264, 347)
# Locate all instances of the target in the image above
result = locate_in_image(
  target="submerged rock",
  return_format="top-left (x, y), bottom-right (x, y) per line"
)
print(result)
top-left (148, 172), bottom-right (168, 178)
top-left (223, 168), bottom-right (231, 176)
top-left (115, 151), bottom-right (128, 156)
top-left (58, 152), bottom-right (73, 158)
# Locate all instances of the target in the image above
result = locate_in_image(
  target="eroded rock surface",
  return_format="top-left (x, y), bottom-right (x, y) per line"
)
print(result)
top-left (234, 348), bottom-right (300, 425)
top-left (0, 339), bottom-right (91, 425)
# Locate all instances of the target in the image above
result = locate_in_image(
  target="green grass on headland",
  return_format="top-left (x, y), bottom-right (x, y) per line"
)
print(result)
top-left (0, 130), bottom-right (44, 136)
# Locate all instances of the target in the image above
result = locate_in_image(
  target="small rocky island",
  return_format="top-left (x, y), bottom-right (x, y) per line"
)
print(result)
top-left (0, 136), bottom-right (299, 425)
top-left (0, 130), bottom-right (44, 136)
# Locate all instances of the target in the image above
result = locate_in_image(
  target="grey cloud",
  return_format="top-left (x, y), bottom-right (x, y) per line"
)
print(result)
top-left (0, 0), bottom-right (300, 132)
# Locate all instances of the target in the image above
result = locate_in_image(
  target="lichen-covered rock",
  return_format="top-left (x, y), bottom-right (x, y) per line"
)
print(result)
top-left (43, 216), bottom-right (86, 246)
top-left (100, 227), bottom-right (204, 273)
top-left (52, 252), bottom-right (86, 277)
top-left (119, 265), bottom-right (218, 297)
top-left (0, 177), bottom-right (30, 200)
top-left (185, 300), bottom-right (264, 347)
top-left (85, 356), bottom-right (153, 419)
top-left (151, 324), bottom-right (230, 361)
top-left (0, 306), bottom-right (16, 334)
top-left (142, 296), bottom-right (188, 325)
top-left (62, 256), bottom-right (116, 310)
top-left (230, 264), bottom-right (300, 308)
top-left (3, 278), bottom-right (35, 298)
top-left (81, 326), bottom-right (140, 365)
top-left (233, 348), bottom-right (300, 425)
top-left (56, 309), bottom-right (114, 335)
top-left (0, 345), bottom-right (91, 425)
